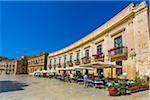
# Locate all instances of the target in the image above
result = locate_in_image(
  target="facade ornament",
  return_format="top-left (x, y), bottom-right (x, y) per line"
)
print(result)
top-left (130, 48), bottom-right (136, 59)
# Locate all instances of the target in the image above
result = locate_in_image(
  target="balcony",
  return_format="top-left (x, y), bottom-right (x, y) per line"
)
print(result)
top-left (63, 63), bottom-right (66, 67)
top-left (108, 46), bottom-right (128, 62)
top-left (74, 59), bottom-right (80, 65)
top-left (57, 63), bottom-right (61, 68)
top-left (81, 57), bottom-right (91, 64)
top-left (67, 61), bottom-right (73, 66)
top-left (92, 53), bottom-right (104, 62)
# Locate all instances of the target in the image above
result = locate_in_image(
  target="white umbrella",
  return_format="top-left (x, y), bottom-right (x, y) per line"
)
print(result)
top-left (66, 67), bottom-right (76, 70)
top-left (75, 66), bottom-right (94, 70)
top-left (91, 61), bottom-right (122, 68)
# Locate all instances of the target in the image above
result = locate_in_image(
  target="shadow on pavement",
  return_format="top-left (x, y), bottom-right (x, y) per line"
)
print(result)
top-left (0, 81), bottom-right (29, 93)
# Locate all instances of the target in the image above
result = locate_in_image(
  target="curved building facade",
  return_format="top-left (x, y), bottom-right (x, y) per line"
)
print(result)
top-left (47, 1), bottom-right (150, 79)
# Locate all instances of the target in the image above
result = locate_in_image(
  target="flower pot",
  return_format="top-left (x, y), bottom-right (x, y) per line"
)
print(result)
top-left (128, 87), bottom-right (136, 93)
top-left (137, 86), bottom-right (140, 92)
top-left (128, 86), bottom-right (139, 93)
top-left (139, 86), bottom-right (144, 91)
top-left (108, 88), bottom-right (118, 96)
top-left (143, 84), bottom-right (149, 90)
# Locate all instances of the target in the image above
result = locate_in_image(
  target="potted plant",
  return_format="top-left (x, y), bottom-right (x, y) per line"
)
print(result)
top-left (108, 81), bottom-right (119, 96)
top-left (140, 78), bottom-right (149, 91)
top-left (128, 77), bottom-right (149, 93)
top-left (119, 80), bottom-right (127, 95)
top-left (128, 82), bottom-right (137, 93)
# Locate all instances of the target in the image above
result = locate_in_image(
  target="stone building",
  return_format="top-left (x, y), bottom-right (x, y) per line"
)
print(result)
top-left (16, 56), bottom-right (28, 74)
top-left (0, 57), bottom-right (8, 61)
top-left (0, 59), bottom-right (17, 75)
top-left (27, 53), bottom-right (48, 74)
top-left (0, 56), bottom-right (28, 75)
top-left (47, 1), bottom-right (150, 80)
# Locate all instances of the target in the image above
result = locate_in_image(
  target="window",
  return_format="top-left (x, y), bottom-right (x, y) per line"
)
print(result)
top-left (64, 55), bottom-right (66, 63)
top-left (85, 49), bottom-right (89, 59)
top-left (116, 68), bottom-right (122, 76)
top-left (116, 61), bottom-right (122, 76)
top-left (76, 52), bottom-right (80, 61)
top-left (116, 61), bottom-right (122, 66)
top-left (114, 36), bottom-right (123, 54)
top-left (59, 57), bottom-right (61, 64)
top-left (114, 36), bottom-right (122, 48)
top-left (54, 59), bottom-right (56, 66)
top-left (70, 54), bottom-right (72, 61)
top-left (97, 44), bottom-right (102, 54)
top-left (97, 69), bottom-right (103, 77)
top-left (97, 69), bottom-right (103, 74)
top-left (36, 60), bottom-right (38, 64)
top-left (22, 64), bottom-right (25, 66)
top-left (41, 59), bottom-right (43, 63)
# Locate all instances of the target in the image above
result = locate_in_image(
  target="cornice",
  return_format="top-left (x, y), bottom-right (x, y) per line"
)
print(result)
top-left (48, 1), bottom-right (148, 58)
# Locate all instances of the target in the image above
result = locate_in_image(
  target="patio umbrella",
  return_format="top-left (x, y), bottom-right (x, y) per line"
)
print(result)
top-left (91, 61), bottom-right (122, 68)
top-left (74, 66), bottom-right (94, 70)
top-left (92, 61), bottom-right (123, 78)
top-left (82, 61), bottom-right (121, 78)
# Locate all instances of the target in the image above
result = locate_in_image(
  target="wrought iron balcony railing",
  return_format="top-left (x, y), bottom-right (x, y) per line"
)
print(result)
top-left (81, 57), bottom-right (91, 64)
top-left (108, 46), bottom-right (128, 61)
top-left (67, 61), bottom-right (73, 66)
top-left (92, 53), bottom-right (104, 62)
top-left (57, 63), bottom-right (61, 67)
top-left (74, 59), bottom-right (80, 65)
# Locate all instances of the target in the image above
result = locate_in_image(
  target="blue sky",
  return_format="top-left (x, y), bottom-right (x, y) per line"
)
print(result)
top-left (0, 0), bottom-right (147, 59)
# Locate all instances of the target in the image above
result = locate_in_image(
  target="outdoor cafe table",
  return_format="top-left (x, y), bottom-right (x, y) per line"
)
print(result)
top-left (93, 80), bottom-right (104, 86)
top-left (77, 78), bottom-right (84, 83)
top-left (93, 80), bottom-right (106, 88)
top-left (87, 79), bottom-right (94, 86)
top-left (87, 79), bottom-right (93, 83)
top-left (57, 76), bottom-right (61, 79)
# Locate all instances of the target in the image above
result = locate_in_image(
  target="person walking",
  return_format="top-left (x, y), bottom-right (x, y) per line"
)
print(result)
top-left (83, 73), bottom-right (88, 88)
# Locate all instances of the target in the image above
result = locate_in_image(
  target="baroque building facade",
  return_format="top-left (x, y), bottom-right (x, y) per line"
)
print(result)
top-left (27, 53), bottom-right (48, 74)
top-left (47, 2), bottom-right (150, 80)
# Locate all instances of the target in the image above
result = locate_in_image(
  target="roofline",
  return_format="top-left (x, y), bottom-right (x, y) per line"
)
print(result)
top-left (48, 1), bottom-right (148, 57)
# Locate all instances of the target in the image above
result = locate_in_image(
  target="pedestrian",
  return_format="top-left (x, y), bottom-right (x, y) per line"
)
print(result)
top-left (83, 73), bottom-right (88, 88)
